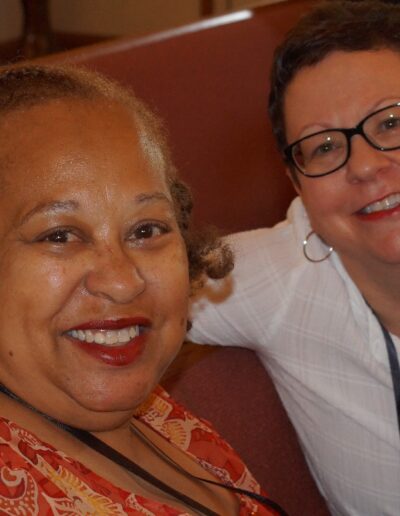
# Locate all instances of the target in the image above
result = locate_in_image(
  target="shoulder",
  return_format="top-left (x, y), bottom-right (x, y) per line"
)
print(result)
top-left (225, 197), bottom-right (309, 281)
top-left (188, 198), bottom-right (316, 345)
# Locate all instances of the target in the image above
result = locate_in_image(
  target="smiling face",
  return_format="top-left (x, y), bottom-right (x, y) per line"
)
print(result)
top-left (284, 49), bottom-right (400, 274)
top-left (0, 98), bottom-right (190, 430)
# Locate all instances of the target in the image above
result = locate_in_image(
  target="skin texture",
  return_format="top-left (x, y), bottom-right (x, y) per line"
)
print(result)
top-left (0, 97), bottom-right (240, 515)
top-left (283, 50), bottom-right (400, 334)
top-left (0, 98), bottom-right (190, 431)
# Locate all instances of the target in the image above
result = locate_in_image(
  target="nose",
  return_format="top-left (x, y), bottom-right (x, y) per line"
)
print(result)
top-left (345, 135), bottom-right (393, 184)
top-left (84, 246), bottom-right (145, 304)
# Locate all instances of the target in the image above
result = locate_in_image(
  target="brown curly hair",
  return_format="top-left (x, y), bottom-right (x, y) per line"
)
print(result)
top-left (0, 64), bottom-right (233, 291)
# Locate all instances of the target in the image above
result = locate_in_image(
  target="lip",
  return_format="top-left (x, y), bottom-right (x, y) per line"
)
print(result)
top-left (64, 317), bottom-right (151, 367)
top-left (70, 334), bottom-right (147, 367)
top-left (68, 317), bottom-right (150, 331)
top-left (355, 192), bottom-right (400, 221)
top-left (356, 204), bottom-right (400, 221)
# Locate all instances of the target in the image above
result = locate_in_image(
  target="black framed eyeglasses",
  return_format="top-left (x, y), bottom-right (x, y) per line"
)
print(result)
top-left (284, 102), bottom-right (400, 178)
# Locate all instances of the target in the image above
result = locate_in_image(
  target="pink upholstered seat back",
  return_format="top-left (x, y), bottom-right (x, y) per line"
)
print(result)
top-left (162, 345), bottom-right (329, 515)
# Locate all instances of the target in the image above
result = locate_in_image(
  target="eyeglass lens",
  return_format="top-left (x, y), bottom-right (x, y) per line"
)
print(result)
top-left (291, 104), bottom-right (400, 176)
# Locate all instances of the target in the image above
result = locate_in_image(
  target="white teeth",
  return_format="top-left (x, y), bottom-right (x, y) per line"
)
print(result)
top-left (361, 193), bottom-right (400, 214)
top-left (105, 332), bottom-right (118, 345)
top-left (94, 332), bottom-right (105, 344)
top-left (68, 325), bottom-right (139, 346)
top-left (118, 329), bottom-right (131, 343)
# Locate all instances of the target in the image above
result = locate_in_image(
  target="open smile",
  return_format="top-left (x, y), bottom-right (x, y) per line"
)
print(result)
top-left (358, 193), bottom-right (400, 215)
top-left (64, 318), bottom-right (150, 366)
top-left (356, 193), bottom-right (400, 220)
top-left (67, 325), bottom-right (140, 346)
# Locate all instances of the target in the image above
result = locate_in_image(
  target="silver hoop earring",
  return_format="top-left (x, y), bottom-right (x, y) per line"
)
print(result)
top-left (303, 230), bottom-right (333, 263)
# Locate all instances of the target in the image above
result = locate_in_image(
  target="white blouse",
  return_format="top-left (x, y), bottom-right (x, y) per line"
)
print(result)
top-left (189, 197), bottom-right (400, 516)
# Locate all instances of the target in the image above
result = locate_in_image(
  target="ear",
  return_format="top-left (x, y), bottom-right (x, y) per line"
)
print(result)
top-left (285, 166), bottom-right (301, 194)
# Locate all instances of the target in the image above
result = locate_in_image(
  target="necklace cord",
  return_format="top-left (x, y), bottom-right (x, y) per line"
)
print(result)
top-left (0, 384), bottom-right (216, 516)
top-left (129, 421), bottom-right (287, 513)
top-left (61, 425), bottom-right (219, 516)
top-left (362, 301), bottom-right (400, 438)
top-left (0, 383), bottom-right (288, 516)
top-left (376, 319), bottom-right (400, 436)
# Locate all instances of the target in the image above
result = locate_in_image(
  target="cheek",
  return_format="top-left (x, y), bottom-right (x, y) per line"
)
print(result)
top-left (0, 255), bottom-right (81, 370)
top-left (299, 177), bottom-right (346, 227)
top-left (0, 253), bottom-right (80, 322)
top-left (141, 246), bottom-right (189, 373)
top-left (150, 246), bottom-right (190, 316)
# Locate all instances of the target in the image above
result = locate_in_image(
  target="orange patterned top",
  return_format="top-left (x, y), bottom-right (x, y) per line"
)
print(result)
top-left (0, 385), bottom-right (276, 515)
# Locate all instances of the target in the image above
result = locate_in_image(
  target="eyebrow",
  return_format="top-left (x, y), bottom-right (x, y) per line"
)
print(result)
top-left (135, 192), bottom-right (173, 206)
top-left (18, 192), bottom-right (173, 227)
top-left (19, 200), bottom-right (80, 226)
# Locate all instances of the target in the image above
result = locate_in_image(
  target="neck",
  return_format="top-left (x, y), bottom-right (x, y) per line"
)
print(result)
top-left (0, 380), bottom-right (134, 440)
top-left (341, 256), bottom-right (400, 336)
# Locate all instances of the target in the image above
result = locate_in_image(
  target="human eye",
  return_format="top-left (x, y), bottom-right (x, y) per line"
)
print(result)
top-left (368, 105), bottom-right (400, 135)
top-left (312, 141), bottom-right (335, 157)
top-left (128, 221), bottom-right (171, 245)
top-left (311, 136), bottom-right (343, 158)
top-left (299, 133), bottom-right (342, 163)
top-left (368, 107), bottom-right (400, 148)
top-left (36, 228), bottom-right (80, 244)
top-left (378, 115), bottom-right (400, 132)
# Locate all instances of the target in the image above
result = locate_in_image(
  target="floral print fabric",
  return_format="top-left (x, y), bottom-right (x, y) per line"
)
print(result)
top-left (0, 386), bottom-right (274, 515)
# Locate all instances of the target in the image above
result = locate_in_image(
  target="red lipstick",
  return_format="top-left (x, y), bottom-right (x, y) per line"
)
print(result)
top-left (65, 318), bottom-right (150, 367)
top-left (356, 203), bottom-right (400, 221)
top-left (74, 335), bottom-right (146, 366)
top-left (71, 317), bottom-right (150, 331)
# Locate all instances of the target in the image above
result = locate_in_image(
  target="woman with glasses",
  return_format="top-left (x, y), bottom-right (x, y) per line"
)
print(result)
top-left (190, 1), bottom-right (400, 515)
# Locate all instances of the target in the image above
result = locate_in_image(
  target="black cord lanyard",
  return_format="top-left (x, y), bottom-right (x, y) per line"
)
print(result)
top-left (375, 319), bottom-right (400, 437)
top-left (0, 384), bottom-right (288, 516)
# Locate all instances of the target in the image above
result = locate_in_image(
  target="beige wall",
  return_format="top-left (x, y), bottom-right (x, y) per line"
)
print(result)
top-left (0, 0), bottom-right (283, 43)
top-left (51, 0), bottom-right (201, 37)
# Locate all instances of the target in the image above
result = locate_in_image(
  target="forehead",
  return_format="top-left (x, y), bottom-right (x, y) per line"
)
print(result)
top-left (283, 49), bottom-right (400, 142)
top-left (0, 98), bottom-right (168, 194)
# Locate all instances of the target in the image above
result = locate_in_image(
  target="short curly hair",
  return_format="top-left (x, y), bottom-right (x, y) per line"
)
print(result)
top-left (0, 64), bottom-right (233, 290)
top-left (269, 0), bottom-right (400, 165)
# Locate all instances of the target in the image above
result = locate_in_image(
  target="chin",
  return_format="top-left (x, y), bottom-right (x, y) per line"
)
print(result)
top-left (87, 387), bottom-right (151, 412)
top-left (375, 252), bottom-right (400, 265)
top-left (65, 375), bottom-right (153, 418)
top-left (63, 395), bottom-right (140, 432)
top-left (370, 236), bottom-right (400, 264)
